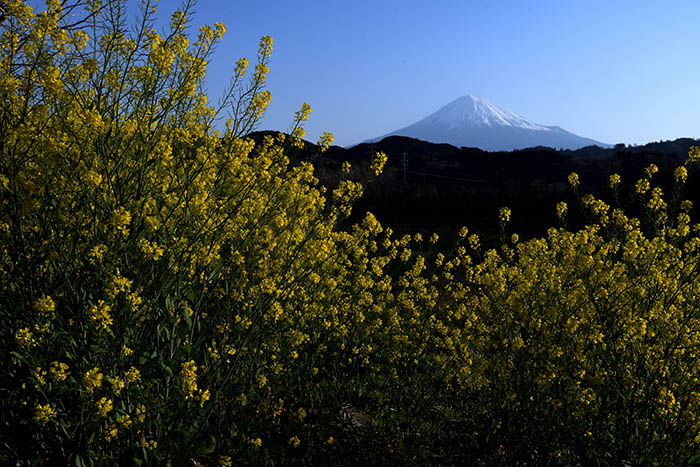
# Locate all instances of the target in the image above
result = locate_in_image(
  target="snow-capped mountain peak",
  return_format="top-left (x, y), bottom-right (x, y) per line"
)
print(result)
top-left (424, 95), bottom-right (551, 131)
top-left (365, 95), bottom-right (609, 151)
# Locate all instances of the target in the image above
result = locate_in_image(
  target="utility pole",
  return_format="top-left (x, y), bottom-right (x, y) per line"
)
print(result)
top-left (402, 152), bottom-right (408, 184)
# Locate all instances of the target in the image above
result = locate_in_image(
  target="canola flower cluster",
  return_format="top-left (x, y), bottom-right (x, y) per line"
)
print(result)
top-left (3, 1), bottom-right (700, 465)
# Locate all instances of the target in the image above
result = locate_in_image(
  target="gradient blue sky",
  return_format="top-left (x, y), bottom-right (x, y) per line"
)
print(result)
top-left (40, 0), bottom-right (700, 147)
top-left (193, 0), bottom-right (700, 147)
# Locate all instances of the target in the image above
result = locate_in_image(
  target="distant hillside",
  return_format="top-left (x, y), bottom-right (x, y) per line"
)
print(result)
top-left (314, 134), bottom-right (698, 165)
top-left (247, 131), bottom-right (700, 246)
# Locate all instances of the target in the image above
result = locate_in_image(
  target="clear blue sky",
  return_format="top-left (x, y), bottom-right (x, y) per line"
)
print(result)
top-left (35, 0), bottom-right (700, 147)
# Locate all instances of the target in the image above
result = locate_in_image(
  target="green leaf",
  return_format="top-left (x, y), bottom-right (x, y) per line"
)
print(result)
top-left (191, 436), bottom-right (216, 457)
top-left (160, 360), bottom-right (174, 378)
top-left (9, 351), bottom-right (26, 363)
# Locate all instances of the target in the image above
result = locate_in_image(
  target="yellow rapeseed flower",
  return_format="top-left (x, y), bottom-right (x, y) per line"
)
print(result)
top-left (199, 388), bottom-right (210, 406)
top-left (259, 35), bottom-right (273, 58)
top-left (110, 377), bottom-right (125, 394)
top-left (567, 172), bottom-right (580, 189)
top-left (112, 207), bottom-right (132, 236)
top-left (136, 404), bottom-right (146, 423)
top-left (107, 269), bottom-right (132, 298)
top-left (180, 360), bottom-right (198, 398)
top-left (234, 57), bottom-right (249, 78)
top-left (89, 300), bottom-right (112, 331)
top-left (15, 328), bottom-right (37, 348)
top-left (50, 361), bottom-right (70, 382)
top-left (33, 367), bottom-right (47, 386)
top-left (635, 178), bottom-right (650, 195)
top-left (609, 173), bottom-right (621, 189)
top-left (675, 166), bottom-right (688, 184)
top-left (125, 366), bottom-right (141, 383)
top-left (83, 367), bottom-right (103, 393)
top-left (645, 163), bottom-right (658, 178)
top-left (117, 414), bottom-right (132, 428)
top-left (498, 207), bottom-right (511, 225)
top-left (104, 424), bottom-right (118, 441)
top-left (318, 132), bottom-right (334, 152)
top-left (34, 295), bottom-right (55, 315)
top-left (88, 244), bottom-right (107, 264)
top-left (34, 404), bottom-right (57, 425)
top-left (96, 397), bottom-right (113, 417)
top-left (556, 201), bottom-right (568, 219)
top-left (370, 151), bottom-right (388, 176)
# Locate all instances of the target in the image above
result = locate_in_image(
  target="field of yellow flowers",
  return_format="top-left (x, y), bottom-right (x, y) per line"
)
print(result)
top-left (3, 1), bottom-right (700, 465)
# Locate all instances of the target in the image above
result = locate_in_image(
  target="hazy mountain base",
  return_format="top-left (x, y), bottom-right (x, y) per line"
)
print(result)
top-left (366, 123), bottom-right (609, 152)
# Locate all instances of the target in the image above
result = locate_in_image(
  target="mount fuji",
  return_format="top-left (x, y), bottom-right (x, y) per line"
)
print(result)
top-left (366, 95), bottom-right (610, 151)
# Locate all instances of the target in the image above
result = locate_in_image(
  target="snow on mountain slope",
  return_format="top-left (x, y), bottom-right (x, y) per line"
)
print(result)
top-left (366, 95), bottom-right (610, 151)
top-left (423, 95), bottom-right (551, 131)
